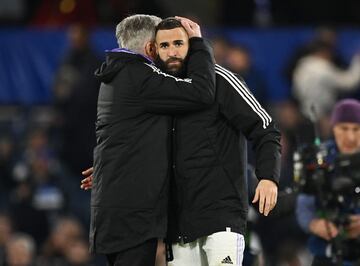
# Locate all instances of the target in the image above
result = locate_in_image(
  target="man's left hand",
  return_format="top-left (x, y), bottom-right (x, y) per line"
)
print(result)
top-left (252, 179), bottom-right (278, 216)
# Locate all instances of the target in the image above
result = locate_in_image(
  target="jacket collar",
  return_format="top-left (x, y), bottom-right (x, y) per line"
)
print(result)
top-left (106, 48), bottom-right (154, 64)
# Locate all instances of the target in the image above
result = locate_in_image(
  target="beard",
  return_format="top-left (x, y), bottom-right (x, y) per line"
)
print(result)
top-left (155, 55), bottom-right (187, 78)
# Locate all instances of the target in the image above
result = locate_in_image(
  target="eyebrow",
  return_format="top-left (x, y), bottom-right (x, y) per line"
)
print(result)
top-left (159, 40), bottom-right (184, 45)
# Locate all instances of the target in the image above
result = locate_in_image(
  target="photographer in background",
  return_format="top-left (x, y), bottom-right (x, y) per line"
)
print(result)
top-left (296, 99), bottom-right (360, 266)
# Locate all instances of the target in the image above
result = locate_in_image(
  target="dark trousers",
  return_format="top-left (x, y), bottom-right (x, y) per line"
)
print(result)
top-left (106, 238), bottom-right (158, 266)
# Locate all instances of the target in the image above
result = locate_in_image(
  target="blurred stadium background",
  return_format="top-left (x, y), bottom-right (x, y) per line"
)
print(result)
top-left (0, 1), bottom-right (359, 265)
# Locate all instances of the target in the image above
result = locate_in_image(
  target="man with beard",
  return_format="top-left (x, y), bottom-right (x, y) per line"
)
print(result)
top-left (89, 14), bottom-right (216, 266)
top-left (82, 17), bottom-right (281, 265)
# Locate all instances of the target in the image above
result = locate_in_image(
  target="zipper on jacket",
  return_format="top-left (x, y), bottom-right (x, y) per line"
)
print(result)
top-left (172, 118), bottom-right (190, 244)
top-left (171, 117), bottom-right (177, 173)
top-left (171, 117), bottom-right (186, 241)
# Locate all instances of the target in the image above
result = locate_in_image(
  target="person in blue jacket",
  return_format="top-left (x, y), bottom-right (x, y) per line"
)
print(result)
top-left (296, 99), bottom-right (360, 266)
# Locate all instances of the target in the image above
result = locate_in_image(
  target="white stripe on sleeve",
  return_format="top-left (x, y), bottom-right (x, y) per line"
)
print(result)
top-left (215, 64), bottom-right (272, 129)
top-left (144, 63), bottom-right (192, 83)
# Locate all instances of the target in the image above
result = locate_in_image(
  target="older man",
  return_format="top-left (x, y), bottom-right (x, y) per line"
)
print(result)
top-left (90, 14), bottom-right (216, 266)
top-left (296, 99), bottom-right (360, 266)
top-left (83, 16), bottom-right (281, 266)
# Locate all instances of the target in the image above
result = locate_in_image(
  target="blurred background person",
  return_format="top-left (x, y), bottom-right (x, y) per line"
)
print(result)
top-left (8, 127), bottom-right (66, 247)
top-left (63, 238), bottom-right (92, 266)
top-left (226, 43), bottom-right (269, 107)
top-left (251, 99), bottom-right (315, 266)
top-left (284, 27), bottom-right (347, 87)
top-left (39, 216), bottom-right (89, 265)
top-left (0, 134), bottom-right (16, 209)
top-left (296, 99), bottom-right (360, 266)
top-left (0, 213), bottom-right (13, 265)
top-left (211, 36), bottom-right (230, 66)
top-left (53, 23), bottom-right (100, 176)
top-left (292, 40), bottom-right (360, 138)
top-left (1, 1), bottom-right (360, 266)
top-left (5, 233), bottom-right (37, 266)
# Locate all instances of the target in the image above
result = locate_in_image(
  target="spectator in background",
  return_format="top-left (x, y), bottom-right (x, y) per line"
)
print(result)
top-left (252, 100), bottom-right (313, 266)
top-left (296, 99), bottom-right (360, 266)
top-left (5, 233), bottom-right (36, 266)
top-left (284, 27), bottom-right (346, 86)
top-left (226, 44), bottom-right (269, 107)
top-left (8, 179), bottom-right (50, 247)
top-left (24, 129), bottom-right (66, 216)
top-left (63, 239), bottom-right (92, 266)
top-left (12, 127), bottom-right (57, 182)
top-left (9, 128), bottom-right (66, 247)
top-left (274, 100), bottom-right (315, 186)
top-left (40, 217), bottom-right (88, 265)
top-left (292, 40), bottom-right (360, 138)
top-left (0, 213), bottom-right (13, 265)
top-left (53, 23), bottom-right (100, 176)
top-left (0, 134), bottom-right (16, 208)
top-left (211, 36), bottom-right (230, 66)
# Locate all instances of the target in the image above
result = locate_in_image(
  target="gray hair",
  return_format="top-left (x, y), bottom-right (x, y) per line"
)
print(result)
top-left (7, 233), bottom-right (36, 255)
top-left (116, 14), bottom-right (162, 53)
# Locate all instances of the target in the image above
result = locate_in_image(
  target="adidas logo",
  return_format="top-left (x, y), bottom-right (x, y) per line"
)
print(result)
top-left (221, 256), bottom-right (233, 264)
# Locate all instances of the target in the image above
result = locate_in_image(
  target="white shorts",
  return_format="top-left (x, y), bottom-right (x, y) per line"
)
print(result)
top-left (168, 231), bottom-right (245, 266)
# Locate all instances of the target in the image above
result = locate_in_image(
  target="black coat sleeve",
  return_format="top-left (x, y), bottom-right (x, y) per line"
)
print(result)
top-left (129, 38), bottom-right (216, 114)
top-left (216, 64), bottom-right (281, 184)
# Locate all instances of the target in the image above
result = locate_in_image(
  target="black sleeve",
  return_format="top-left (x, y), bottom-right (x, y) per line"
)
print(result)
top-left (129, 38), bottom-right (216, 114)
top-left (216, 64), bottom-right (281, 184)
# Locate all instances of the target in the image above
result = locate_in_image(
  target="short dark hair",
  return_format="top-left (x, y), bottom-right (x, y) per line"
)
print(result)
top-left (155, 17), bottom-right (184, 35)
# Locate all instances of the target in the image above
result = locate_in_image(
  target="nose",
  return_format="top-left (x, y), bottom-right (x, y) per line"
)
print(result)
top-left (345, 129), bottom-right (357, 142)
top-left (168, 45), bottom-right (179, 57)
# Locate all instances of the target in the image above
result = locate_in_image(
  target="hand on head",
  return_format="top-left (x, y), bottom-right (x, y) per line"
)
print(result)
top-left (175, 16), bottom-right (201, 38)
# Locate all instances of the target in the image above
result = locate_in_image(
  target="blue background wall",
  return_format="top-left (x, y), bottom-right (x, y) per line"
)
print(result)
top-left (1, 28), bottom-right (360, 105)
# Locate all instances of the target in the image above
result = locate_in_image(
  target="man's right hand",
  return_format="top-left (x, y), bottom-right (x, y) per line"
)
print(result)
top-left (80, 167), bottom-right (94, 190)
top-left (175, 16), bottom-right (201, 38)
top-left (309, 218), bottom-right (339, 241)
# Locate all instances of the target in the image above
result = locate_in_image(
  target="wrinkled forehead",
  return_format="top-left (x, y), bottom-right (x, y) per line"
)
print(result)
top-left (155, 27), bottom-right (189, 43)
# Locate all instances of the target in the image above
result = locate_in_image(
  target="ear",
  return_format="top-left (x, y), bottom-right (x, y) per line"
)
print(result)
top-left (145, 41), bottom-right (157, 60)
